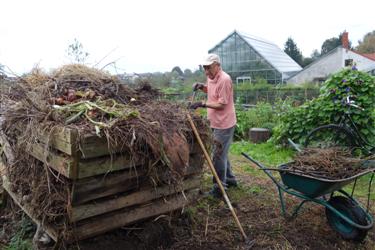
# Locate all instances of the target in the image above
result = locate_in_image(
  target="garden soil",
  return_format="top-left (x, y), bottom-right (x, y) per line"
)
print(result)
top-left (1, 154), bottom-right (374, 249)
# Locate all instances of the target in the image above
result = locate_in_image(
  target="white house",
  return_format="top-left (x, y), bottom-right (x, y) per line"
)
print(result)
top-left (287, 32), bottom-right (375, 83)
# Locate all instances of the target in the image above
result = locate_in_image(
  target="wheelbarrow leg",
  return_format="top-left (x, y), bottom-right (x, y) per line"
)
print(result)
top-left (278, 186), bottom-right (308, 219)
top-left (277, 187), bottom-right (287, 217)
top-left (290, 200), bottom-right (308, 218)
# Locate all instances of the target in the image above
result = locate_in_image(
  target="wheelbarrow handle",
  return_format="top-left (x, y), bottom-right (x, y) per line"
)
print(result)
top-left (241, 152), bottom-right (283, 188)
top-left (287, 138), bottom-right (302, 152)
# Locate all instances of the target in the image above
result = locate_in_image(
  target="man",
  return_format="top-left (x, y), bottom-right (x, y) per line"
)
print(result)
top-left (190, 53), bottom-right (237, 198)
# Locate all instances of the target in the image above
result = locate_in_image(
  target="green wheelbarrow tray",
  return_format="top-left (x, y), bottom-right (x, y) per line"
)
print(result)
top-left (278, 162), bottom-right (375, 198)
top-left (241, 152), bottom-right (374, 239)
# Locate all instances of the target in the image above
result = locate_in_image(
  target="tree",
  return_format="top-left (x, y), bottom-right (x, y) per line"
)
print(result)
top-left (311, 49), bottom-right (320, 60)
top-left (356, 30), bottom-right (375, 54)
top-left (183, 69), bottom-right (193, 77)
top-left (302, 57), bottom-right (314, 67)
top-left (301, 49), bottom-right (320, 67)
top-left (284, 37), bottom-right (303, 66)
top-left (67, 38), bottom-right (89, 63)
top-left (171, 66), bottom-right (183, 76)
top-left (321, 32), bottom-right (351, 56)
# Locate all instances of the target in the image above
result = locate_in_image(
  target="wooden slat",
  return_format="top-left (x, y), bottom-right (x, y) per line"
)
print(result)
top-left (71, 155), bottom-right (203, 205)
top-left (26, 142), bottom-right (73, 178)
top-left (79, 136), bottom-right (123, 159)
top-left (26, 141), bottom-right (142, 179)
top-left (27, 126), bottom-right (121, 159)
top-left (73, 178), bottom-right (144, 206)
top-left (37, 126), bottom-right (75, 144)
top-left (40, 135), bottom-right (74, 156)
top-left (27, 142), bottom-right (200, 180)
top-left (72, 167), bottom-right (148, 205)
top-left (69, 189), bottom-right (199, 242)
top-left (69, 177), bottom-right (201, 222)
top-left (77, 154), bottom-right (141, 179)
top-left (18, 123), bottom-right (204, 160)
top-left (37, 127), bottom-right (129, 159)
top-left (14, 125), bottom-right (75, 156)
top-left (2, 175), bottom-right (60, 242)
top-left (79, 136), bottom-right (205, 159)
top-left (37, 126), bottom-right (204, 160)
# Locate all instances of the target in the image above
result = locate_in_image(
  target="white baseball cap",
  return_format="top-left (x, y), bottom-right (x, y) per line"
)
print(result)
top-left (201, 54), bottom-right (221, 66)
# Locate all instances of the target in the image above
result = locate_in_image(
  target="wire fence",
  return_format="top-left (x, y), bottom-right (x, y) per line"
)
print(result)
top-left (235, 89), bottom-right (320, 104)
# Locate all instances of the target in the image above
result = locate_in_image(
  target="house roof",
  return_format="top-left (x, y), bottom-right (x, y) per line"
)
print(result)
top-left (362, 53), bottom-right (375, 61)
top-left (209, 30), bottom-right (302, 74)
top-left (287, 46), bottom-right (375, 81)
top-left (287, 46), bottom-right (342, 80)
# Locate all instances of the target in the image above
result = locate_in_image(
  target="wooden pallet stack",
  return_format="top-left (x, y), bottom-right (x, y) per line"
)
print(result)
top-left (0, 126), bottom-right (204, 243)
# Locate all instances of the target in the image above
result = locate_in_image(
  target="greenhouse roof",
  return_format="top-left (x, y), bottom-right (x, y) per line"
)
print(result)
top-left (211, 30), bottom-right (302, 75)
top-left (237, 31), bottom-right (302, 73)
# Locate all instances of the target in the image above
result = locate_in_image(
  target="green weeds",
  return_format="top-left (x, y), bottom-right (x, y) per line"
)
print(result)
top-left (5, 215), bottom-right (33, 250)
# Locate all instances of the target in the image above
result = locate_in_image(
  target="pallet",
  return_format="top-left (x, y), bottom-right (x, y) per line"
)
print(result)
top-left (26, 141), bottom-right (140, 179)
top-left (70, 153), bottom-right (203, 205)
top-left (22, 126), bottom-right (201, 180)
top-left (29, 126), bottom-right (201, 159)
top-left (69, 176), bottom-right (200, 222)
top-left (2, 173), bottom-right (200, 243)
top-left (1, 125), bottom-right (205, 243)
top-left (71, 189), bottom-right (199, 242)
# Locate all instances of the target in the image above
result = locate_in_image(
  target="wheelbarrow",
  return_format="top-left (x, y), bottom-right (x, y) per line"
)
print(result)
top-left (241, 152), bottom-right (375, 242)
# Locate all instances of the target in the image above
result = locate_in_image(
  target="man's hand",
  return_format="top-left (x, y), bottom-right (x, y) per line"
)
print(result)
top-left (189, 101), bottom-right (206, 109)
top-left (192, 82), bottom-right (205, 91)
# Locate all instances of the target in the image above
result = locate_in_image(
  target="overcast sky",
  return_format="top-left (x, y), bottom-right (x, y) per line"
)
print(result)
top-left (0, 0), bottom-right (374, 76)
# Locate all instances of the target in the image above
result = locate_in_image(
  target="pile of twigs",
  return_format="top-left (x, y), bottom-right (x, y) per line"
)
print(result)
top-left (286, 148), bottom-right (370, 179)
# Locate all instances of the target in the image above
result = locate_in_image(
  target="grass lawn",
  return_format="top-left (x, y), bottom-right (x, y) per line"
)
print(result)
top-left (229, 141), bottom-right (375, 201)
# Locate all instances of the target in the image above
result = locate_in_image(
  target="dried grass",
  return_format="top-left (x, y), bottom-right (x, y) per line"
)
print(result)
top-left (0, 64), bottom-right (211, 242)
top-left (288, 147), bottom-right (369, 179)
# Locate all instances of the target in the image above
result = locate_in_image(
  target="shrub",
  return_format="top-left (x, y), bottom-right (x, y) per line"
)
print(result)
top-left (272, 68), bottom-right (375, 144)
top-left (235, 102), bottom-right (276, 140)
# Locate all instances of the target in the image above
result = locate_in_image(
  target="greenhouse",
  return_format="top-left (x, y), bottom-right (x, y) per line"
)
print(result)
top-left (208, 30), bottom-right (302, 84)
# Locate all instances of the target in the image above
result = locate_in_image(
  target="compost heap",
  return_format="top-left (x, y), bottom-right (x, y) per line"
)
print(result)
top-left (0, 64), bottom-right (211, 239)
top-left (286, 147), bottom-right (374, 180)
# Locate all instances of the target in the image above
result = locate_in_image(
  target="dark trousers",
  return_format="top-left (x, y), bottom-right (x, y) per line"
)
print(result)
top-left (212, 126), bottom-right (236, 189)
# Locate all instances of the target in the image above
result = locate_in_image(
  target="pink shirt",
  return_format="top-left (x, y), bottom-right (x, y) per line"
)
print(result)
top-left (207, 69), bottom-right (236, 129)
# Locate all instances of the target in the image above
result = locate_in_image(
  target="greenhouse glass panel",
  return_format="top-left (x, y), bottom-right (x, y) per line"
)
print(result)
top-left (208, 31), bottom-right (302, 84)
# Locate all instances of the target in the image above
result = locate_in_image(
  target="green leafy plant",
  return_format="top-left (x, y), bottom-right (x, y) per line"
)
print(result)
top-left (5, 215), bottom-right (33, 250)
top-left (235, 102), bottom-right (276, 140)
top-left (273, 68), bottom-right (375, 144)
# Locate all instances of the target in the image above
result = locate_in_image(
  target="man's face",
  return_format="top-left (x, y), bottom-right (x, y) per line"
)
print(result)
top-left (203, 63), bottom-right (219, 80)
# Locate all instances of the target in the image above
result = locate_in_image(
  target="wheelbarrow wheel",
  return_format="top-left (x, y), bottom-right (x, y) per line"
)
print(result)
top-left (325, 196), bottom-right (368, 242)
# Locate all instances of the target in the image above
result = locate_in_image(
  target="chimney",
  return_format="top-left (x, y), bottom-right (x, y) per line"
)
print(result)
top-left (342, 31), bottom-right (349, 49)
